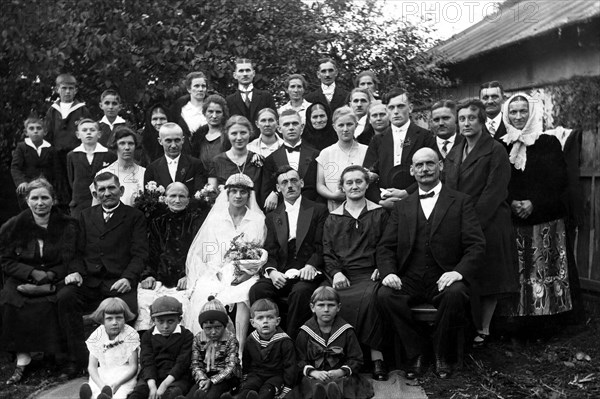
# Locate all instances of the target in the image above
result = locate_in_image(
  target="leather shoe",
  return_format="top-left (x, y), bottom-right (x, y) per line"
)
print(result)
top-left (406, 355), bottom-right (425, 380)
top-left (372, 359), bottom-right (388, 381)
top-left (313, 383), bottom-right (327, 399)
top-left (435, 357), bottom-right (452, 379)
top-left (326, 382), bottom-right (342, 399)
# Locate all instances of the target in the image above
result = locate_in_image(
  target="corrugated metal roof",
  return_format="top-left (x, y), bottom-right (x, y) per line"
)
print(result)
top-left (432, 0), bottom-right (600, 63)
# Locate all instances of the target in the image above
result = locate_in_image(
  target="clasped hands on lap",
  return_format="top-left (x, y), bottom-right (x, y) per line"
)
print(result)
top-left (64, 272), bottom-right (132, 293)
top-left (140, 276), bottom-right (187, 290)
top-left (382, 271), bottom-right (463, 291)
top-left (333, 269), bottom-right (379, 290)
top-left (309, 369), bottom-right (346, 382)
top-left (269, 264), bottom-right (318, 289)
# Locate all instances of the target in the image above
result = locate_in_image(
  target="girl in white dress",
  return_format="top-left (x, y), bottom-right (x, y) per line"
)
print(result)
top-left (79, 298), bottom-right (139, 399)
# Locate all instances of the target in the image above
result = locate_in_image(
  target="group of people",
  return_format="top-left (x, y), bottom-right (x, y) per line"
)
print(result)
top-left (1, 56), bottom-right (576, 398)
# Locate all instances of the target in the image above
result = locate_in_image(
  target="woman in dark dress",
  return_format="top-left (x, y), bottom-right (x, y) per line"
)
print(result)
top-left (0, 178), bottom-right (78, 384)
top-left (190, 94), bottom-right (230, 171)
top-left (323, 165), bottom-right (389, 381)
top-left (208, 115), bottom-right (263, 203)
top-left (302, 102), bottom-right (338, 151)
top-left (502, 93), bottom-right (572, 316)
top-left (444, 99), bottom-right (518, 347)
top-left (139, 103), bottom-right (169, 166)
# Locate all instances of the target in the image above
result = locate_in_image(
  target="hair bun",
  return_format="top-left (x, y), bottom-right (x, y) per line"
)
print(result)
top-left (207, 295), bottom-right (215, 301)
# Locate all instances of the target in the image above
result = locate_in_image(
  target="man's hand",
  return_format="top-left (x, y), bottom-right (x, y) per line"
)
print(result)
top-left (110, 278), bottom-right (132, 294)
top-left (177, 276), bottom-right (187, 290)
top-left (332, 272), bottom-right (350, 290)
top-left (436, 271), bottom-right (463, 292)
top-left (299, 265), bottom-right (318, 281)
top-left (64, 272), bottom-right (83, 286)
top-left (309, 370), bottom-right (330, 382)
top-left (382, 188), bottom-right (408, 200)
top-left (140, 276), bottom-right (156, 289)
top-left (264, 191), bottom-right (279, 212)
top-left (199, 379), bottom-right (212, 391)
top-left (382, 273), bottom-right (402, 290)
top-left (379, 197), bottom-right (401, 210)
top-left (16, 182), bottom-right (28, 195)
top-left (269, 270), bottom-right (287, 289)
top-left (370, 269), bottom-right (380, 281)
top-left (30, 269), bottom-right (48, 284)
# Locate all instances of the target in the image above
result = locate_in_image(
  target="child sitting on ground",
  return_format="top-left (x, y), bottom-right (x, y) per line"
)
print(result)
top-left (222, 299), bottom-right (296, 399)
top-left (66, 117), bottom-right (116, 217)
top-left (129, 296), bottom-right (194, 399)
top-left (79, 298), bottom-right (139, 399)
top-left (183, 296), bottom-right (241, 399)
top-left (295, 286), bottom-right (374, 399)
top-left (11, 116), bottom-right (61, 208)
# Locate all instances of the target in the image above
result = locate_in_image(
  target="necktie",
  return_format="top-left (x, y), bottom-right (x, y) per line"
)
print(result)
top-left (488, 120), bottom-right (496, 136)
top-left (419, 191), bottom-right (435, 199)
top-left (104, 212), bottom-right (113, 223)
top-left (285, 145), bottom-right (301, 153)
top-left (241, 90), bottom-right (251, 108)
top-left (441, 140), bottom-right (450, 158)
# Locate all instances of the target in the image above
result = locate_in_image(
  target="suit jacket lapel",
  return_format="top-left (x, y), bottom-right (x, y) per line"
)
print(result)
top-left (298, 147), bottom-right (312, 177)
top-left (430, 187), bottom-right (453, 235)
top-left (401, 124), bottom-right (418, 165)
top-left (157, 157), bottom-right (173, 184)
top-left (249, 91), bottom-right (260, 117)
top-left (404, 194), bottom-right (419, 249)
top-left (273, 206), bottom-right (289, 257)
top-left (176, 155), bottom-right (191, 182)
top-left (459, 133), bottom-right (493, 173)
top-left (295, 198), bottom-right (313, 255)
top-left (273, 148), bottom-right (287, 168)
top-left (103, 202), bottom-right (126, 232)
top-left (91, 206), bottom-right (106, 234)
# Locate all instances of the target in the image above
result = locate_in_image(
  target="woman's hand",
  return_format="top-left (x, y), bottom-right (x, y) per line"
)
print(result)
top-left (333, 272), bottom-right (350, 290)
top-left (251, 153), bottom-right (264, 167)
top-left (140, 276), bottom-right (156, 289)
top-left (511, 200), bottom-right (533, 219)
top-left (370, 269), bottom-right (380, 281)
top-left (309, 370), bottom-right (330, 382)
top-left (177, 276), bottom-right (187, 290)
top-left (328, 369), bottom-right (346, 380)
top-left (199, 379), bottom-right (212, 391)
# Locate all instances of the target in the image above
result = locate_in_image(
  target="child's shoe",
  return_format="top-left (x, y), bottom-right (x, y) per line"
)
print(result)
top-left (79, 383), bottom-right (92, 399)
top-left (100, 385), bottom-right (113, 398)
top-left (326, 382), bottom-right (342, 399)
top-left (246, 390), bottom-right (259, 399)
top-left (313, 383), bottom-right (327, 399)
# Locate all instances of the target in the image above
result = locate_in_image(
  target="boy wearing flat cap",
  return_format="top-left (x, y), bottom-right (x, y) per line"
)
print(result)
top-left (129, 296), bottom-right (194, 399)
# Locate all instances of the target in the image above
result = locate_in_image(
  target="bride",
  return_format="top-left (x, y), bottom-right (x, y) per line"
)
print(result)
top-left (185, 173), bottom-right (266, 352)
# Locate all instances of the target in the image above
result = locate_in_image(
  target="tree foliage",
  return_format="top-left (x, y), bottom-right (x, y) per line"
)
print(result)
top-left (0, 0), bottom-right (449, 170)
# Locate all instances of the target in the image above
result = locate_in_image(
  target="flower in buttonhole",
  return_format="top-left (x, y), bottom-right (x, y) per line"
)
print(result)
top-left (145, 181), bottom-right (158, 192)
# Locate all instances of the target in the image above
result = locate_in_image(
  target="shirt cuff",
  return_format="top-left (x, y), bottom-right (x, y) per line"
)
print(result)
top-left (341, 365), bottom-right (352, 376)
top-left (264, 267), bottom-right (276, 278)
top-left (303, 365), bottom-right (315, 376)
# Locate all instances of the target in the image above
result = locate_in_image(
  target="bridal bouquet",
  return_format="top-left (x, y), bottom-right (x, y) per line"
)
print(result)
top-left (220, 233), bottom-right (268, 286)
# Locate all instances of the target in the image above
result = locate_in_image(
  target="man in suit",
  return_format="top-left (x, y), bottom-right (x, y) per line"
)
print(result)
top-left (376, 148), bottom-right (485, 379)
top-left (363, 88), bottom-right (438, 209)
top-left (226, 58), bottom-right (277, 135)
top-left (261, 109), bottom-right (319, 210)
top-left (430, 99), bottom-right (463, 159)
top-left (368, 102), bottom-right (390, 137)
top-left (480, 81), bottom-right (508, 144)
top-left (144, 122), bottom-right (206, 195)
top-left (57, 171), bottom-right (148, 376)
top-left (305, 57), bottom-right (349, 113)
top-left (249, 165), bottom-right (328, 338)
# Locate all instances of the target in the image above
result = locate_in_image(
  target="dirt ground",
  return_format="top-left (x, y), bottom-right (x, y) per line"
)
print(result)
top-left (1, 316), bottom-right (599, 399)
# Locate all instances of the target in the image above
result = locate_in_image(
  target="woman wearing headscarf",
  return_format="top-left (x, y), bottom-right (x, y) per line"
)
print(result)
top-left (302, 102), bottom-right (338, 152)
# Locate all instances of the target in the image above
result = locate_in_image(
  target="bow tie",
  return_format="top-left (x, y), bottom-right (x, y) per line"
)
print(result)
top-left (419, 191), bottom-right (435, 199)
top-left (285, 145), bottom-right (301, 153)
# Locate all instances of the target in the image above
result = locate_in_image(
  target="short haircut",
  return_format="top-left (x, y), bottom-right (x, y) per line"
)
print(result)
top-left (224, 115), bottom-right (253, 135)
top-left (159, 122), bottom-right (184, 136)
top-left (279, 109), bottom-right (301, 122)
top-left (310, 286), bottom-right (340, 304)
top-left (354, 70), bottom-right (379, 88)
top-left (55, 73), bottom-right (77, 86)
top-left (165, 182), bottom-right (189, 197)
top-left (250, 298), bottom-right (279, 317)
top-left (382, 88), bottom-right (410, 105)
top-left (431, 99), bottom-right (457, 114)
top-left (100, 89), bottom-right (122, 102)
top-left (317, 57), bottom-right (338, 70)
top-left (202, 94), bottom-right (230, 124)
top-left (339, 165), bottom-right (369, 187)
top-left (94, 171), bottom-right (120, 188)
top-left (456, 98), bottom-right (487, 124)
top-left (480, 80), bottom-right (504, 95)
top-left (111, 126), bottom-right (138, 149)
top-left (273, 164), bottom-right (298, 182)
top-left (25, 178), bottom-right (55, 200)
top-left (285, 74), bottom-right (307, 89)
top-left (332, 105), bottom-right (357, 125)
top-left (24, 116), bottom-right (44, 129)
top-left (348, 87), bottom-right (371, 103)
top-left (89, 297), bottom-right (135, 324)
top-left (76, 118), bottom-right (100, 130)
top-left (256, 107), bottom-right (278, 122)
top-left (234, 58), bottom-right (254, 69)
top-left (185, 71), bottom-right (207, 89)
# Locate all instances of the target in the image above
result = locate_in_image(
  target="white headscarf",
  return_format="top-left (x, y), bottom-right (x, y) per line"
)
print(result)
top-left (501, 93), bottom-right (543, 171)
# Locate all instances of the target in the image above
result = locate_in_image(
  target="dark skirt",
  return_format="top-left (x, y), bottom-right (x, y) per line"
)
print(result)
top-left (0, 286), bottom-right (63, 353)
top-left (511, 219), bottom-right (572, 316)
top-left (295, 375), bottom-right (374, 399)
top-left (337, 274), bottom-right (383, 350)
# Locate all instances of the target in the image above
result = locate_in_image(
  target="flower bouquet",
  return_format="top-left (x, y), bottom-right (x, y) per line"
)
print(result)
top-left (194, 183), bottom-right (219, 207)
top-left (219, 232), bottom-right (268, 286)
top-left (133, 181), bottom-right (166, 219)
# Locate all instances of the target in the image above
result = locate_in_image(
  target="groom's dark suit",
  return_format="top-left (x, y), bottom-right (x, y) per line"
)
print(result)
top-left (144, 154), bottom-right (206, 194)
top-left (249, 197), bottom-right (328, 338)
top-left (376, 185), bottom-right (485, 362)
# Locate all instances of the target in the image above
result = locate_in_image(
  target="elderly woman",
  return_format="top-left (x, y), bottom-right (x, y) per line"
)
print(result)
top-left (0, 178), bottom-right (78, 384)
top-left (316, 106), bottom-right (368, 211)
top-left (302, 102), bottom-right (338, 151)
top-left (191, 94), bottom-right (230, 171)
top-left (185, 173), bottom-right (266, 355)
top-left (139, 103), bottom-right (169, 166)
top-left (93, 127), bottom-right (146, 206)
top-left (323, 165), bottom-right (389, 381)
top-left (134, 182), bottom-right (208, 331)
top-left (278, 74), bottom-right (312, 125)
top-left (444, 98), bottom-right (518, 347)
top-left (354, 71), bottom-right (380, 101)
top-left (502, 93), bottom-right (572, 316)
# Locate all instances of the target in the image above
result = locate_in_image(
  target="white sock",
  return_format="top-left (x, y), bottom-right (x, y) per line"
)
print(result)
top-left (16, 352), bottom-right (32, 367)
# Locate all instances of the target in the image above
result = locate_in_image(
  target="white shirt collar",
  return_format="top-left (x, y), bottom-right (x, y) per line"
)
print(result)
top-left (238, 83), bottom-right (254, 93)
top-left (72, 143), bottom-right (109, 153)
top-left (284, 139), bottom-right (302, 149)
top-left (100, 115), bottom-right (126, 127)
top-left (321, 82), bottom-right (336, 93)
top-left (152, 324), bottom-right (182, 335)
top-left (487, 113), bottom-right (502, 127)
top-left (102, 202), bottom-right (121, 214)
top-left (418, 181), bottom-right (442, 197)
top-left (24, 138), bottom-right (51, 151)
top-left (436, 134), bottom-right (456, 145)
top-left (165, 154), bottom-right (181, 164)
top-left (284, 195), bottom-right (302, 211)
top-left (392, 120), bottom-right (410, 135)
